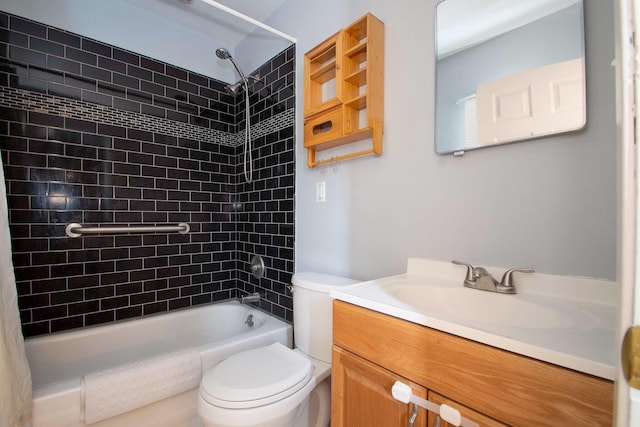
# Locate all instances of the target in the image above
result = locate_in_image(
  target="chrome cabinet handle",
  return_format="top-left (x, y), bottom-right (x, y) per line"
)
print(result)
top-left (408, 403), bottom-right (419, 427)
top-left (434, 415), bottom-right (441, 427)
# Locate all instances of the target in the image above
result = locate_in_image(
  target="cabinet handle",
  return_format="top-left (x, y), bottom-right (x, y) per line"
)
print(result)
top-left (434, 415), bottom-right (441, 427)
top-left (408, 403), bottom-right (419, 427)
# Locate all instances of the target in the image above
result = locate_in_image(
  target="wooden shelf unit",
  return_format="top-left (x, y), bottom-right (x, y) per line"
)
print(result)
top-left (303, 13), bottom-right (384, 168)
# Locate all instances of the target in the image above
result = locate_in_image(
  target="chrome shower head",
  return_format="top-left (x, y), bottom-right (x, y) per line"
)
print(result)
top-left (215, 48), bottom-right (231, 60)
top-left (215, 47), bottom-right (248, 84)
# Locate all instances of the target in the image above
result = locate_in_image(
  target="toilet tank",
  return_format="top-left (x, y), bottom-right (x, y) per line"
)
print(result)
top-left (292, 273), bottom-right (359, 364)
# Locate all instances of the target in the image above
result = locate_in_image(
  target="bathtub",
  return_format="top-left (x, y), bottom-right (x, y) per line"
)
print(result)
top-left (24, 301), bottom-right (292, 427)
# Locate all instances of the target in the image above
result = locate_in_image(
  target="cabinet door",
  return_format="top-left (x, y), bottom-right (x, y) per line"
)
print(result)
top-left (427, 391), bottom-right (509, 427)
top-left (332, 346), bottom-right (428, 427)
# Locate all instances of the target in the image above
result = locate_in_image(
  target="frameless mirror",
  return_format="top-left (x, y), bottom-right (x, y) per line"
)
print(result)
top-left (435, 0), bottom-right (586, 154)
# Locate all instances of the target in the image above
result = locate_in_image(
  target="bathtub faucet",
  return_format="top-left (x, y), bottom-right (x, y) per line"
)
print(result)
top-left (241, 292), bottom-right (261, 304)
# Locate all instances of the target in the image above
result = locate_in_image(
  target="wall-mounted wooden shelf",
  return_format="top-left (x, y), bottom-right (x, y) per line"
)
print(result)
top-left (303, 13), bottom-right (384, 168)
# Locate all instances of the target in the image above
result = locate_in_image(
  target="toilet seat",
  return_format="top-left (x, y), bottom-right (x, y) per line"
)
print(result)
top-left (200, 343), bottom-right (313, 410)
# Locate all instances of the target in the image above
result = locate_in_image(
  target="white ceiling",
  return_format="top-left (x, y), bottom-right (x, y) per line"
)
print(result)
top-left (437, 0), bottom-right (581, 57)
top-left (124, 0), bottom-right (289, 51)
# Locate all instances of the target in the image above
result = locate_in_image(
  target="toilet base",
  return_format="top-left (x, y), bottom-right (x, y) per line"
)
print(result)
top-left (198, 377), bottom-right (330, 427)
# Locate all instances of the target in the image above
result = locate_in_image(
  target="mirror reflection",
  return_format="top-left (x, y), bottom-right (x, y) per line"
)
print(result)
top-left (435, 0), bottom-right (586, 154)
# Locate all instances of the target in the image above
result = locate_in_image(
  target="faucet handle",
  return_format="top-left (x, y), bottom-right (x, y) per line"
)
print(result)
top-left (452, 260), bottom-right (475, 282)
top-left (499, 268), bottom-right (534, 288)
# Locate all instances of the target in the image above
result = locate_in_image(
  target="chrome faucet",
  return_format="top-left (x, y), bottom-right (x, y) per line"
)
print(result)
top-left (452, 260), bottom-right (534, 294)
top-left (240, 292), bottom-right (261, 304)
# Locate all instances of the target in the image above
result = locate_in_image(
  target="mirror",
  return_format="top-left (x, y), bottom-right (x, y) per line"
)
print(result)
top-left (435, 0), bottom-right (586, 154)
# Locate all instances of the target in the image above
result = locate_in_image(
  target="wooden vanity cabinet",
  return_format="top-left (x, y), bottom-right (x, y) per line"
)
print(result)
top-left (331, 300), bottom-right (614, 426)
top-left (332, 346), bottom-right (428, 426)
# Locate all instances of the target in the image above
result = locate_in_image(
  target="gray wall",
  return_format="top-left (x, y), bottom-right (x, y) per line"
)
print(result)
top-left (264, 0), bottom-right (616, 281)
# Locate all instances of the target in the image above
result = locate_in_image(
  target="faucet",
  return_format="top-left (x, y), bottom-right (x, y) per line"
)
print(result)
top-left (241, 292), bottom-right (261, 304)
top-left (452, 261), bottom-right (534, 294)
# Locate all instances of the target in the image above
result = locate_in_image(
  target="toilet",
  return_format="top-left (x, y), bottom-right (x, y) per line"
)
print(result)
top-left (198, 273), bottom-right (358, 427)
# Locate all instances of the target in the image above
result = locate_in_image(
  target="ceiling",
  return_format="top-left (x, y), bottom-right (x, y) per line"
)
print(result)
top-left (437, 0), bottom-right (581, 57)
top-left (124, 0), bottom-right (290, 50)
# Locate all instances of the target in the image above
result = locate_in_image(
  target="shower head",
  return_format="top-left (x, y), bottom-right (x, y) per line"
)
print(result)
top-left (215, 47), bottom-right (248, 85)
top-left (215, 48), bottom-right (231, 60)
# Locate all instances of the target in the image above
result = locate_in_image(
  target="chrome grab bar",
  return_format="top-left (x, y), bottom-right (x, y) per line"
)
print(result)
top-left (65, 223), bottom-right (190, 238)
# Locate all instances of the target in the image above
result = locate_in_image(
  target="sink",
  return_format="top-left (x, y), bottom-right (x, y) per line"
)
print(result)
top-left (387, 283), bottom-right (596, 329)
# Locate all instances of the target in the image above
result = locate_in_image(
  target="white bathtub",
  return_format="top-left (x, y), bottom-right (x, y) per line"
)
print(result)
top-left (24, 301), bottom-right (292, 427)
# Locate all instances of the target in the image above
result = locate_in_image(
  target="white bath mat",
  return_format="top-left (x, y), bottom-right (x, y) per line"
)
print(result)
top-left (82, 347), bottom-right (201, 424)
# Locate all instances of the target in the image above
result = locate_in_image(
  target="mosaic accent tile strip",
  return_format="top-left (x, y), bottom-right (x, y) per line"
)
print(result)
top-left (0, 86), bottom-right (294, 146)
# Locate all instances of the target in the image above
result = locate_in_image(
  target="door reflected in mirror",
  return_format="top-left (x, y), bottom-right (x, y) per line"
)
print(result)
top-left (435, 0), bottom-right (586, 154)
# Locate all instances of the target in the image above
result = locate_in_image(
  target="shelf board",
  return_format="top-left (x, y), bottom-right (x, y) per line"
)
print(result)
top-left (344, 94), bottom-right (367, 110)
top-left (314, 127), bottom-right (374, 152)
top-left (344, 41), bottom-right (367, 58)
top-left (345, 67), bottom-right (367, 86)
top-left (310, 59), bottom-right (337, 83)
top-left (304, 97), bottom-right (342, 120)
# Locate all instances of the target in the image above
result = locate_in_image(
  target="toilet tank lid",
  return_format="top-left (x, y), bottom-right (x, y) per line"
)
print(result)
top-left (292, 272), bottom-right (359, 292)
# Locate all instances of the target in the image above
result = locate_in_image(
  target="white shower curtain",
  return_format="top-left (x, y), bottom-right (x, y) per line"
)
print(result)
top-left (0, 156), bottom-right (32, 427)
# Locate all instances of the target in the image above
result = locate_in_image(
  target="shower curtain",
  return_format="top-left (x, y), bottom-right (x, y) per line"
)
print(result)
top-left (0, 156), bottom-right (32, 427)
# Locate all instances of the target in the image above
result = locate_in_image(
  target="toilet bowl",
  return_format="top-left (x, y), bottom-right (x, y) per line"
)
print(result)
top-left (198, 273), bottom-right (358, 427)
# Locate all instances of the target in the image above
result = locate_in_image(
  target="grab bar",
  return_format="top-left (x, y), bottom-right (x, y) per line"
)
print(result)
top-left (65, 223), bottom-right (190, 238)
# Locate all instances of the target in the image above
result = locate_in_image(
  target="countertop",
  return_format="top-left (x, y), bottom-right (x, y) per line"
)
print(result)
top-left (330, 258), bottom-right (618, 380)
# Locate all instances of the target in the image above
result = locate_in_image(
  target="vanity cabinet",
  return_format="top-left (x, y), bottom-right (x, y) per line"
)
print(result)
top-left (331, 300), bottom-right (614, 426)
top-left (303, 13), bottom-right (384, 168)
top-left (332, 346), bottom-right (428, 426)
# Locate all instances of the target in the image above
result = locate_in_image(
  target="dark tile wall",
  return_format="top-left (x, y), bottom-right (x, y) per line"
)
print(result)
top-left (0, 11), bottom-right (296, 336)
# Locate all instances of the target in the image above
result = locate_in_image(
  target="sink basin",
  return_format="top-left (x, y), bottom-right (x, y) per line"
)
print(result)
top-left (388, 283), bottom-right (595, 329)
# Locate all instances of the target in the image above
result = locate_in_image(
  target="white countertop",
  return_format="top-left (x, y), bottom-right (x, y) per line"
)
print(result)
top-left (330, 258), bottom-right (618, 380)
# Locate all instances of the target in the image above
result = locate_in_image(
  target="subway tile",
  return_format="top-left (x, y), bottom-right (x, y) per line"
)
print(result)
top-left (113, 72), bottom-right (138, 89)
top-left (97, 81), bottom-right (126, 97)
top-left (98, 56), bottom-right (127, 74)
top-left (47, 55), bottom-right (80, 74)
top-left (64, 74), bottom-right (96, 91)
top-left (113, 48), bottom-right (139, 66)
top-left (30, 37), bottom-right (64, 56)
top-left (154, 73), bottom-right (176, 88)
top-left (141, 104), bottom-right (165, 118)
top-left (9, 46), bottom-right (47, 67)
top-left (81, 63), bottom-right (111, 82)
top-left (48, 82), bottom-right (81, 100)
top-left (140, 57), bottom-right (163, 73)
top-left (48, 28), bottom-right (80, 48)
top-left (82, 89), bottom-right (112, 107)
top-left (65, 118), bottom-right (96, 133)
top-left (65, 46), bottom-right (96, 65)
top-left (127, 64), bottom-right (152, 81)
top-left (51, 314), bottom-right (84, 332)
top-left (11, 16), bottom-right (47, 38)
top-left (113, 97), bottom-right (140, 113)
top-left (166, 65), bottom-right (187, 80)
top-left (82, 38), bottom-right (111, 57)
top-left (140, 80), bottom-right (164, 96)
top-left (126, 89), bottom-right (152, 104)
top-left (0, 29), bottom-right (27, 48)
top-left (85, 310), bottom-right (114, 326)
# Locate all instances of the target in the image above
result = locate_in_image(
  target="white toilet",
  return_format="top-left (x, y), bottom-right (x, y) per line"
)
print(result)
top-left (198, 273), bottom-right (358, 427)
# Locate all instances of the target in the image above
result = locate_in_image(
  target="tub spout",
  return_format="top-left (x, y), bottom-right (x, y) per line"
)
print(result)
top-left (241, 292), bottom-right (260, 304)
